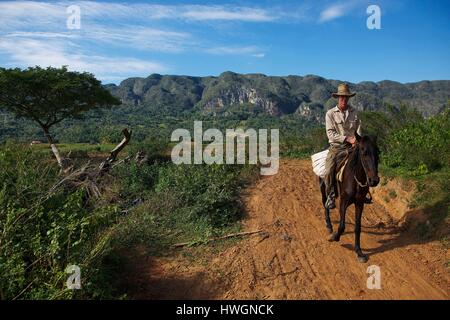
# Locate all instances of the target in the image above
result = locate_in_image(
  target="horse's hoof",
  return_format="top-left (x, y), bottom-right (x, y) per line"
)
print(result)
top-left (326, 227), bottom-right (333, 234)
top-left (358, 255), bottom-right (368, 263)
top-left (328, 233), bottom-right (339, 242)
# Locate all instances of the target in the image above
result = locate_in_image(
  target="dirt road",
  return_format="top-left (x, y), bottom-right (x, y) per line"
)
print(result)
top-left (123, 159), bottom-right (449, 299)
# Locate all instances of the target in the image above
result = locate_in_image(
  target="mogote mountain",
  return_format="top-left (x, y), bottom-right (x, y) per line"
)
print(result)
top-left (106, 71), bottom-right (450, 120)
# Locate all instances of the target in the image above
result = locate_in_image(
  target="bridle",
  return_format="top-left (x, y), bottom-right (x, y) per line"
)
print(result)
top-left (352, 142), bottom-right (369, 188)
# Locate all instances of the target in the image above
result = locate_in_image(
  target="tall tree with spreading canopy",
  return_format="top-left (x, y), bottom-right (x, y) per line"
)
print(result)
top-left (0, 66), bottom-right (121, 169)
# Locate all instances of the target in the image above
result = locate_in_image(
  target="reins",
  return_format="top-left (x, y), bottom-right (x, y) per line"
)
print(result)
top-left (354, 174), bottom-right (368, 188)
top-left (351, 143), bottom-right (369, 188)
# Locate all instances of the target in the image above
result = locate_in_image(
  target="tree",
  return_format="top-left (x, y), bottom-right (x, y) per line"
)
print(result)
top-left (0, 66), bottom-right (121, 169)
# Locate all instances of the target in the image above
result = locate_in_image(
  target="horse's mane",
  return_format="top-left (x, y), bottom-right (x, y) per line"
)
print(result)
top-left (348, 145), bottom-right (360, 171)
top-left (348, 135), bottom-right (379, 172)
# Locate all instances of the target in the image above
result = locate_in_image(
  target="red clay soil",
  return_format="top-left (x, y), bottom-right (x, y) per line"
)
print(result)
top-left (121, 159), bottom-right (449, 300)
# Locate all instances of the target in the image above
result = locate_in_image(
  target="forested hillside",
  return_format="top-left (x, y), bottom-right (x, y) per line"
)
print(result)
top-left (1, 72), bottom-right (449, 144)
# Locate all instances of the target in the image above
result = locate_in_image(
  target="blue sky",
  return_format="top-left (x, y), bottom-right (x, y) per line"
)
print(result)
top-left (0, 0), bottom-right (449, 84)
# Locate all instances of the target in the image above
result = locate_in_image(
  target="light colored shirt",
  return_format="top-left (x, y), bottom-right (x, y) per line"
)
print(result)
top-left (325, 105), bottom-right (362, 147)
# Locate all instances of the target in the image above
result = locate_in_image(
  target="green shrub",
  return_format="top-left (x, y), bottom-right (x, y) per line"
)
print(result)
top-left (155, 163), bottom-right (253, 228)
top-left (0, 143), bottom-right (120, 299)
top-left (382, 110), bottom-right (450, 174)
top-left (111, 157), bottom-right (258, 254)
top-left (128, 136), bottom-right (170, 162)
top-left (113, 161), bottom-right (160, 198)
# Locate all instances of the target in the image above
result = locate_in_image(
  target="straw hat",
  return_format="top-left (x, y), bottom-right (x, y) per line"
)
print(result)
top-left (332, 83), bottom-right (356, 98)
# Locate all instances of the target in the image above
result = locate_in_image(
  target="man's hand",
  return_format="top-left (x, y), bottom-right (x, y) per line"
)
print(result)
top-left (346, 136), bottom-right (356, 145)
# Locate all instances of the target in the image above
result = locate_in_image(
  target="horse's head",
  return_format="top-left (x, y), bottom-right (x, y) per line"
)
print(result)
top-left (355, 133), bottom-right (380, 187)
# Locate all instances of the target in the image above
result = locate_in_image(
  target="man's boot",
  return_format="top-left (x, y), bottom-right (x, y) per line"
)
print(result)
top-left (325, 163), bottom-right (337, 209)
top-left (325, 190), bottom-right (336, 209)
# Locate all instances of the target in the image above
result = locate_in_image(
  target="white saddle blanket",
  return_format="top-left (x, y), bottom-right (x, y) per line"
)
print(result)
top-left (311, 149), bottom-right (329, 179)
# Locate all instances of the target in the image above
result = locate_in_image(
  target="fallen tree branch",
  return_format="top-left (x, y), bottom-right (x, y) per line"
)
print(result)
top-left (47, 128), bottom-right (133, 200)
top-left (98, 128), bottom-right (132, 175)
top-left (49, 161), bottom-right (92, 194)
top-left (172, 229), bottom-right (264, 248)
top-left (111, 155), bottom-right (132, 169)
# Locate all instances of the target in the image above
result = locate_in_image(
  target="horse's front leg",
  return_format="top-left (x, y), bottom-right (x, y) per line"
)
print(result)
top-left (329, 196), bottom-right (349, 242)
top-left (354, 201), bottom-right (368, 263)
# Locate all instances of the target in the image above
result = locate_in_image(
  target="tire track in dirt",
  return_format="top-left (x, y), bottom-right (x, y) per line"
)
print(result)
top-left (123, 159), bottom-right (449, 300)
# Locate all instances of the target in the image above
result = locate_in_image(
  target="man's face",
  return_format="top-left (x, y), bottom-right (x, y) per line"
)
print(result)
top-left (338, 96), bottom-right (349, 109)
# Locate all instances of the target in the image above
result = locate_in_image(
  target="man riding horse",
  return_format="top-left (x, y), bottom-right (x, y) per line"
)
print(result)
top-left (324, 83), bottom-right (371, 209)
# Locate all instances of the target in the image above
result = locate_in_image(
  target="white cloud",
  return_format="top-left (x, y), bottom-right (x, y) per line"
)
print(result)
top-left (0, 1), bottom-right (322, 80)
top-left (0, 1), bottom-right (364, 28)
top-left (79, 3), bottom-right (277, 22)
top-left (0, 1), bottom-right (278, 27)
top-left (0, 38), bottom-right (167, 82)
top-left (252, 53), bottom-right (266, 58)
top-left (0, 1), bottom-right (67, 33)
top-left (318, 1), bottom-right (364, 22)
top-left (83, 26), bottom-right (191, 53)
top-left (180, 5), bottom-right (275, 22)
top-left (5, 31), bottom-right (77, 39)
top-left (2, 2), bottom-right (272, 56)
top-left (319, 4), bottom-right (347, 22)
top-left (205, 46), bottom-right (265, 56)
top-left (5, 27), bottom-right (191, 54)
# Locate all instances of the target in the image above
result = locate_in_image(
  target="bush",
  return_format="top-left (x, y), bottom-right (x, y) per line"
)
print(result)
top-left (110, 155), bottom-right (258, 254)
top-left (128, 136), bottom-right (170, 162)
top-left (113, 161), bottom-right (160, 198)
top-left (155, 164), bottom-right (251, 228)
top-left (382, 110), bottom-right (450, 174)
top-left (0, 143), bottom-right (120, 299)
top-left (281, 126), bottom-right (328, 158)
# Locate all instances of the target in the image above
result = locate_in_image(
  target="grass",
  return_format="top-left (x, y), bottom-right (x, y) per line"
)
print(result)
top-left (30, 142), bottom-right (117, 156)
top-left (98, 160), bottom-right (259, 297)
top-left (388, 189), bottom-right (397, 199)
top-left (377, 165), bottom-right (449, 208)
top-left (96, 158), bottom-right (261, 296)
top-left (111, 163), bottom-right (258, 256)
top-left (1, 141), bottom-right (260, 299)
top-left (380, 164), bottom-right (450, 241)
top-left (114, 205), bottom-right (245, 257)
top-left (441, 236), bottom-right (450, 249)
top-left (405, 169), bottom-right (449, 210)
top-left (30, 141), bottom-right (260, 259)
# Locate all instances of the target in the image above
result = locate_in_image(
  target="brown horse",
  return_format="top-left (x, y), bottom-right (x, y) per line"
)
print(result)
top-left (319, 134), bottom-right (380, 263)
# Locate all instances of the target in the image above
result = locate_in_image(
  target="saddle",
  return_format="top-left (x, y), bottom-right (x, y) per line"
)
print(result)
top-left (336, 157), bottom-right (349, 182)
top-left (336, 148), bottom-right (352, 182)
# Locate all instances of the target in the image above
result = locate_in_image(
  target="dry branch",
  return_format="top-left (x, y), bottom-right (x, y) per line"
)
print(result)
top-left (98, 128), bottom-right (132, 175)
top-left (111, 155), bottom-right (132, 169)
top-left (49, 128), bottom-right (132, 199)
top-left (172, 229), bottom-right (264, 248)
